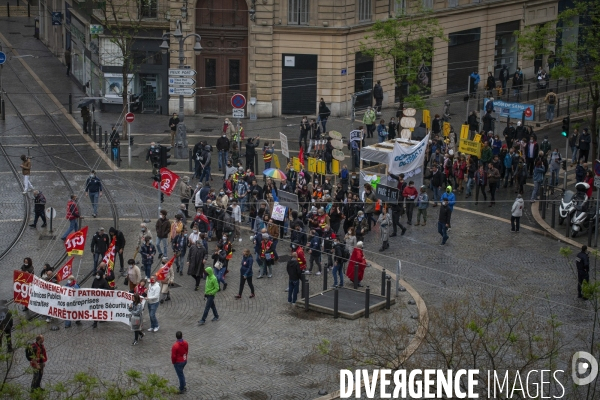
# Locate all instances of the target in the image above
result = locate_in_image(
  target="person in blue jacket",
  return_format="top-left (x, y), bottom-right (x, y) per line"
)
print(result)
top-left (470, 70), bottom-right (480, 97)
top-left (235, 248), bottom-right (255, 299)
top-left (440, 185), bottom-right (456, 228)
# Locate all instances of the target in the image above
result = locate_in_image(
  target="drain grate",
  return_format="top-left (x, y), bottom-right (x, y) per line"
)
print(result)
top-left (39, 235), bottom-right (57, 240)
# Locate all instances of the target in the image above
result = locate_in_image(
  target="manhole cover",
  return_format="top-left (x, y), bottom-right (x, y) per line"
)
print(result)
top-left (39, 235), bottom-right (57, 240)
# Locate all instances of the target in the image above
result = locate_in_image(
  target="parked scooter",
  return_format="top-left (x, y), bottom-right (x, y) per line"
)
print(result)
top-left (570, 182), bottom-right (594, 237)
top-left (559, 190), bottom-right (575, 225)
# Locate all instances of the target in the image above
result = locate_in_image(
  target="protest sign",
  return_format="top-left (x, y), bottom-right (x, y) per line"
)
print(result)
top-left (13, 271), bottom-right (140, 325)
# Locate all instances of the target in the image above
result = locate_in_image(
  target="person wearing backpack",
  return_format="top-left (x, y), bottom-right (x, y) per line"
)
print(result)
top-left (544, 91), bottom-right (557, 122)
top-left (28, 334), bottom-right (47, 392)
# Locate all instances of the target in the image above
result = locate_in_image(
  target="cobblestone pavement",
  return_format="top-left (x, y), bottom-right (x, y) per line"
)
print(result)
top-left (0, 16), bottom-right (595, 400)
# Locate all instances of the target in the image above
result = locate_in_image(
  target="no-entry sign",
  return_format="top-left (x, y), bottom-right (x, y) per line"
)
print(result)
top-left (125, 112), bottom-right (135, 123)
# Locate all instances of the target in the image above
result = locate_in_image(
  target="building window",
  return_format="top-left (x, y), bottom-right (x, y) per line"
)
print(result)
top-left (288, 0), bottom-right (309, 25)
top-left (205, 58), bottom-right (217, 89)
top-left (447, 0), bottom-right (458, 7)
top-left (358, 0), bottom-right (372, 22)
top-left (140, 0), bottom-right (157, 18)
top-left (395, 0), bottom-right (407, 15)
top-left (229, 59), bottom-right (240, 91)
top-left (423, 0), bottom-right (433, 9)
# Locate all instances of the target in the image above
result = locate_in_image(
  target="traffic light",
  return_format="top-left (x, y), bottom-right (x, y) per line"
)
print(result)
top-left (160, 193), bottom-right (164, 203)
top-left (159, 146), bottom-right (172, 168)
top-left (151, 146), bottom-right (161, 170)
top-left (562, 160), bottom-right (567, 171)
top-left (153, 173), bottom-right (161, 182)
top-left (129, 136), bottom-right (134, 145)
top-left (561, 116), bottom-right (570, 137)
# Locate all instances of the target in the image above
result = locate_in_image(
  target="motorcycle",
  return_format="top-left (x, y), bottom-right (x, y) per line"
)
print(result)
top-left (570, 182), bottom-right (594, 237)
top-left (558, 190), bottom-right (575, 225)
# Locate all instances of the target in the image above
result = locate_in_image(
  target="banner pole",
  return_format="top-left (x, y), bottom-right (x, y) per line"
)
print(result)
top-left (75, 257), bottom-right (83, 281)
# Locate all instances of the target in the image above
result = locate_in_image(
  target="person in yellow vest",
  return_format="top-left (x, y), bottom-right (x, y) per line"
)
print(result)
top-left (263, 142), bottom-right (274, 170)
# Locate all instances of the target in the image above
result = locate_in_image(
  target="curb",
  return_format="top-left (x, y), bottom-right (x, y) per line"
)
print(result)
top-left (530, 202), bottom-right (582, 249)
top-left (312, 260), bottom-right (428, 400)
top-left (0, 32), bottom-right (117, 172)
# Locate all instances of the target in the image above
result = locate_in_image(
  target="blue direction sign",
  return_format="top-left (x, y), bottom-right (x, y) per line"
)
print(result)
top-left (231, 93), bottom-right (246, 109)
top-left (0, 52), bottom-right (6, 65)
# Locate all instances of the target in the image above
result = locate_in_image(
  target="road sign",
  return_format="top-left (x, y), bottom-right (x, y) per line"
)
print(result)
top-left (125, 112), bottom-right (135, 123)
top-left (231, 93), bottom-right (246, 109)
top-left (45, 207), bottom-right (56, 219)
top-left (279, 132), bottom-right (289, 158)
top-left (168, 77), bottom-right (196, 86)
top-left (232, 108), bottom-right (245, 118)
top-left (168, 87), bottom-right (196, 96)
top-left (0, 52), bottom-right (6, 65)
top-left (168, 68), bottom-right (196, 77)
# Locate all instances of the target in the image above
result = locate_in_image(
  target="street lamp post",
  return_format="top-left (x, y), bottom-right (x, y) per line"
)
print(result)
top-left (159, 19), bottom-right (202, 159)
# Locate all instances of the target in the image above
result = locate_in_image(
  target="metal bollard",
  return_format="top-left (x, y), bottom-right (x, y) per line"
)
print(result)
top-left (542, 187), bottom-right (547, 219)
top-left (98, 127), bottom-right (102, 148)
top-left (104, 131), bottom-right (108, 151)
top-left (551, 202), bottom-right (556, 228)
top-left (322, 267), bottom-right (327, 291)
top-left (1, 99), bottom-right (5, 121)
top-left (566, 213), bottom-right (571, 238)
top-left (188, 148), bottom-right (193, 172)
top-left (254, 153), bottom-right (258, 175)
top-left (117, 145), bottom-right (121, 167)
top-left (385, 278), bottom-right (391, 310)
top-left (381, 268), bottom-right (386, 295)
top-left (6, 3), bottom-right (9, 18)
top-left (333, 287), bottom-right (339, 319)
top-left (364, 286), bottom-right (370, 318)
top-left (68, 93), bottom-right (72, 114)
top-left (49, 208), bottom-right (54, 233)
top-left (304, 280), bottom-right (309, 311)
top-left (301, 273), bottom-right (306, 299)
top-left (353, 263), bottom-right (358, 289)
top-left (91, 120), bottom-right (96, 137)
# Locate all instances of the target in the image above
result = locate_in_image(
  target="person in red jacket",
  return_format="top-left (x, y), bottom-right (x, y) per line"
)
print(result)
top-left (292, 244), bottom-right (307, 271)
top-left (345, 242), bottom-right (367, 287)
top-left (171, 331), bottom-right (189, 394)
top-left (60, 194), bottom-right (81, 241)
top-left (30, 334), bottom-right (47, 392)
top-left (402, 180), bottom-right (419, 225)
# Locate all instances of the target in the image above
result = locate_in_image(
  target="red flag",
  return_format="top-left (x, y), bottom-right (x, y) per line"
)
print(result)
top-left (152, 167), bottom-right (180, 196)
top-left (102, 237), bottom-right (117, 288)
top-left (13, 270), bottom-right (33, 306)
top-left (64, 226), bottom-right (88, 256)
top-left (55, 257), bottom-right (74, 282)
top-left (156, 256), bottom-right (176, 281)
top-left (299, 145), bottom-right (305, 166)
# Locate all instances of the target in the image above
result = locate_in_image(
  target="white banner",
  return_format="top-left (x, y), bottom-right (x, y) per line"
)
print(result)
top-left (26, 274), bottom-right (140, 325)
top-left (388, 135), bottom-right (429, 176)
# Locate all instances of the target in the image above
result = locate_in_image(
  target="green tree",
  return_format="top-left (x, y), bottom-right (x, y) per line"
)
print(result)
top-left (517, 0), bottom-right (600, 158)
top-left (359, 4), bottom-right (446, 110)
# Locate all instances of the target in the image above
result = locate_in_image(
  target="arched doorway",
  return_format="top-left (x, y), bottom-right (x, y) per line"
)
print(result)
top-left (195, 0), bottom-right (249, 115)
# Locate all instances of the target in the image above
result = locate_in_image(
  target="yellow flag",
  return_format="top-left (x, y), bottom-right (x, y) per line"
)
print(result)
top-left (273, 154), bottom-right (280, 169)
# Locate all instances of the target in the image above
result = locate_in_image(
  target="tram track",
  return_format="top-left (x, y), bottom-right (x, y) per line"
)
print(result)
top-left (0, 143), bottom-right (31, 263)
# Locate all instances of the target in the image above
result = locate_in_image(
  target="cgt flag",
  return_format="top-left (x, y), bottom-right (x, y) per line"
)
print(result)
top-left (54, 257), bottom-right (74, 282)
top-left (156, 256), bottom-right (176, 281)
top-left (102, 237), bottom-right (116, 288)
top-left (64, 226), bottom-right (88, 256)
top-left (152, 167), bottom-right (180, 196)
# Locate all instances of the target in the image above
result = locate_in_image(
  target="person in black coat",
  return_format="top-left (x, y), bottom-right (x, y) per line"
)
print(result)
top-left (318, 98), bottom-right (331, 132)
top-left (576, 245), bottom-right (590, 299)
top-left (91, 227), bottom-right (110, 274)
top-left (424, 165), bottom-right (445, 206)
top-left (91, 265), bottom-right (111, 328)
top-left (109, 227), bottom-right (126, 276)
top-left (245, 137), bottom-right (260, 172)
top-left (438, 199), bottom-right (452, 245)
top-left (286, 254), bottom-right (302, 304)
top-left (373, 81), bottom-right (384, 114)
top-left (468, 111), bottom-right (479, 136)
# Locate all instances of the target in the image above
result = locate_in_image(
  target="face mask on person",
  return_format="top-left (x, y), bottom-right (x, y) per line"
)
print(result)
top-left (220, 191), bottom-right (224, 195)
top-left (530, 140), bottom-right (533, 143)
top-left (95, 275), bottom-right (100, 280)
top-left (222, 134), bottom-right (226, 137)
top-left (161, 215), bottom-right (165, 219)
top-left (67, 279), bottom-right (73, 285)
top-left (222, 236), bottom-right (227, 241)
top-left (90, 174), bottom-right (95, 178)
top-left (141, 228), bottom-right (146, 232)
top-left (151, 145), bottom-right (155, 149)
top-left (129, 265), bottom-right (133, 269)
